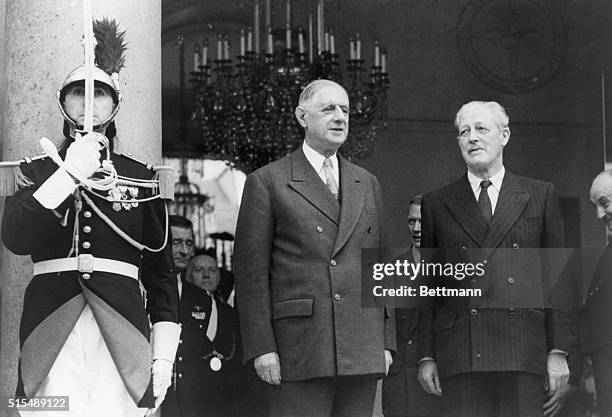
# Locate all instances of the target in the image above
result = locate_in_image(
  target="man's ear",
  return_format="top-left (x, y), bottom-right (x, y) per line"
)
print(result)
top-left (501, 127), bottom-right (511, 146)
top-left (295, 106), bottom-right (307, 128)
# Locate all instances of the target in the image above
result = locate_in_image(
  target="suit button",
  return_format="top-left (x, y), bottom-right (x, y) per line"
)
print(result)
top-left (508, 308), bottom-right (515, 315)
top-left (316, 226), bottom-right (323, 233)
top-left (82, 242), bottom-right (91, 249)
top-left (512, 243), bottom-right (519, 249)
top-left (84, 211), bottom-right (92, 218)
top-left (476, 353), bottom-right (482, 358)
top-left (199, 324), bottom-right (203, 329)
top-left (482, 259), bottom-right (488, 265)
top-left (470, 309), bottom-right (478, 316)
top-left (334, 294), bottom-right (341, 301)
top-left (461, 246), bottom-right (467, 252)
top-left (407, 339), bottom-right (413, 345)
top-left (179, 339), bottom-right (183, 344)
top-left (178, 373), bottom-right (182, 379)
top-left (507, 277), bottom-right (515, 285)
top-left (83, 226), bottom-right (91, 233)
top-left (330, 260), bottom-right (337, 266)
top-left (178, 357), bottom-right (183, 362)
top-left (82, 273), bottom-right (91, 280)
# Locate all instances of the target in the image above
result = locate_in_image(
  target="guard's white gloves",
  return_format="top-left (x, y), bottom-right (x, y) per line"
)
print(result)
top-left (64, 133), bottom-right (102, 180)
top-left (146, 322), bottom-right (181, 415)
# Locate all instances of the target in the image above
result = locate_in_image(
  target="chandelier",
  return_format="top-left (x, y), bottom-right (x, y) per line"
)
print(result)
top-left (185, 0), bottom-right (389, 172)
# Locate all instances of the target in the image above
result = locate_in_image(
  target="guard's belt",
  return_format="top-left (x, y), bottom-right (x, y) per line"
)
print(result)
top-left (33, 255), bottom-right (139, 280)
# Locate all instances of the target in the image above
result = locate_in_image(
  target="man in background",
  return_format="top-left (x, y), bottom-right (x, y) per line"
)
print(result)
top-left (169, 215), bottom-right (196, 298)
top-left (383, 195), bottom-right (442, 417)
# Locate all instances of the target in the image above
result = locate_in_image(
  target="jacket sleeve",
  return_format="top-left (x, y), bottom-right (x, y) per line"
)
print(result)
top-left (2, 162), bottom-right (74, 255)
top-left (416, 193), bottom-right (436, 360)
top-left (140, 196), bottom-right (179, 324)
top-left (233, 172), bottom-right (277, 363)
top-left (541, 183), bottom-right (575, 354)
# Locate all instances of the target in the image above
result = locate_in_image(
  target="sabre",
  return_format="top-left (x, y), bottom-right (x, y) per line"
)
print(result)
top-left (81, 0), bottom-right (96, 134)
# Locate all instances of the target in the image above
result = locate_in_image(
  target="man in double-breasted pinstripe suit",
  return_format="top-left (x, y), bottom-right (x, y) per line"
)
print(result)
top-left (234, 79), bottom-right (395, 417)
top-left (416, 101), bottom-right (574, 417)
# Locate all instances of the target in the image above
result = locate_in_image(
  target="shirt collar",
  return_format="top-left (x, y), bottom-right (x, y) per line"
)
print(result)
top-left (302, 141), bottom-right (338, 173)
top-left (467, 166), bottom-right (505, 194)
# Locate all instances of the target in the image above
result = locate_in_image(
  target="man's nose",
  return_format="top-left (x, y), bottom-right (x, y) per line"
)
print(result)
top-left (414, 220), bottom-right (421, 231)
top-left (597, 205), bottom-right (607, 220)
top-left (332, 106), bottom-right (347, 121)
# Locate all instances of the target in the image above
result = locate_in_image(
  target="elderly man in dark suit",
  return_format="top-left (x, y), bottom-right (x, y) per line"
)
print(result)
top-left (584, 169), bottom-right (612, 416)
top-left (416, 101), bottom-right (574, 417)
top-left (234, 79), bottom-right (395, 417)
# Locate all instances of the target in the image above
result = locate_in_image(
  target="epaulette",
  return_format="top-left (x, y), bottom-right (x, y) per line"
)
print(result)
top-left (119, 153), bottom-right (175, 200)
top-left (0, 154), bottom-right (50, 196)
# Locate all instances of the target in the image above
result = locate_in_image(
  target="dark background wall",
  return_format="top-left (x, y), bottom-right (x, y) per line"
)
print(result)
top-left (161, 0), bottom-right (612, 248)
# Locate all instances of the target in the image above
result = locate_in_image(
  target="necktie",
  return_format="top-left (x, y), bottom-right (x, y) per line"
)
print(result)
top-left (206, 292), bottom-right (218, 341)
top-left (478, 180), bottom-right (493, 222)
top-left (321, 157), bottom-right (339, 200)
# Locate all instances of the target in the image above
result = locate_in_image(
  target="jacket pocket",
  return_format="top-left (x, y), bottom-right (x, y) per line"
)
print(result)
top-left (272, 298), bottom-right (314, 320)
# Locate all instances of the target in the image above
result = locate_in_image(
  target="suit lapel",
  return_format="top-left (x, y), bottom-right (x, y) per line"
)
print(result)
top-left (444, 176), bottom-right (489, 247)
top-left (333, 156), bottom-right (365, 255)
top-left (288, 149), bottom-right (341, 225)
top-left (481, 172), bottom-right (529, 258)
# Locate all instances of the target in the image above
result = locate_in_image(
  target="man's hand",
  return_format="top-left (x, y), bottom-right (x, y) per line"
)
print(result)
top-left (384, 350), bottom-right (393, 375)
top-left (543, 383), bottom-right (576, 417)
top-left (254, 352), bottom-right (281, 385)
top-left (64, 133), bottom-right (102, 180)
top-left (418, 360), bottom-right (442, 396)
top-left (145, 358), bottom-right (173, 416)
top-left (547, 352), bottom-right (570, 395)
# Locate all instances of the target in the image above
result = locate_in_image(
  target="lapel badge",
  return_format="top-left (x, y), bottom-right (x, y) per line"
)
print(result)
top-left (107, 185), bottom-right (140, 211)
top-left (191, 304), bottom-right (207, 320)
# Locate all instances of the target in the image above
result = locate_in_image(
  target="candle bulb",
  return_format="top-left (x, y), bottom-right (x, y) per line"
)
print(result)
top-left (202, 39), bottom-right (208, 64)
top-left (217, 33), bottom-right (222, 60)
top-left (330, 27), bottom-right (335, 54)
top-left (308, 14), bottom-right (313, 62)
top-left (316, 1), bottom-right (322, 54)
top-left (286, 0), bottom-right (291, 29)
top-left (247, 27), bottom-right (253, 52)
top-left (298, 27), bottom-right (304, 54)
top-left (240, 29), bottom-right (245, 56)
top-left (254, 1), bottom-right (260, 53)
top-left (381, 48), bottom-right (387, 73)
top-left (356, 32), bottom-right (361, 60)
top-left (265, 0), bottom-right (271, 29)
top-left (374, 40), bottom-right (380, 67)
top-left (349, 37), bottom-right (355, 60)
top-left (193, 44), bottom-right (200, 72)
top-left (324, 28), bottom-right (329, 52)
top-left (223, 34), bottom-right (229, 60)
top-left (267, 26), bottom-right (273, 54)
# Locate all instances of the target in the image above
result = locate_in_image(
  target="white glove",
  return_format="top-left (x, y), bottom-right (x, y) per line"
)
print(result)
top-left (64, 133), bottom-right (102, 180)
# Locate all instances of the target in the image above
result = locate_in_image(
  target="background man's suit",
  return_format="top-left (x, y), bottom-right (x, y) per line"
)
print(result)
top-left (234, 147), bottom-right (395, 414)
top-left (418, 171), bottom-right (573, 415)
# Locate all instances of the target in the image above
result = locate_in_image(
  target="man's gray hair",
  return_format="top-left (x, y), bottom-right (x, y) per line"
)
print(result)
top-left (298, 79), bottom-right (347, 107)
top-left (593, 169), bottom-right (612, 186)
top-left (455, 101), bottom-right (510, 130)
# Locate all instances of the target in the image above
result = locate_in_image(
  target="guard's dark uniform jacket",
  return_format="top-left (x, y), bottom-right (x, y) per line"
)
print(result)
top-left (163, 280), bottom-right (242, 417)
top-left (1, 151), bottom-right (179, 408)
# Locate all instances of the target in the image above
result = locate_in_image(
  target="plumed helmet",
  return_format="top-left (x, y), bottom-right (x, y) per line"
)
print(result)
top-left (58, 18), bottom-right (127, 131)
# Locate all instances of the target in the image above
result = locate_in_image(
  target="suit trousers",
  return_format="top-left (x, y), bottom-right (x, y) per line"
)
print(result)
top-left (442, 372), bottom-right (545, 417)
top-left (266, 375), bottom-right (378, 417)
top-left (592, 345), bottom-right (612, 417)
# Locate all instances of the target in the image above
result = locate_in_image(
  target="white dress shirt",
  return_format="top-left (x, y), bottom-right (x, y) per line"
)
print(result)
top-left (302, 141), bottom-right (340, 187)
top-left (467, 166), bottom-right (505, 215)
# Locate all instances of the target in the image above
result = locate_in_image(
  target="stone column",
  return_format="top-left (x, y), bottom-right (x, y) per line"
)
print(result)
top-left (0, 1), bottom-right (161, 415)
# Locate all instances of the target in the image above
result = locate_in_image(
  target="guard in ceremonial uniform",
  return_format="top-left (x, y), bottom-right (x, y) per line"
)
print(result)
top-left (163, 254), bottom-right (243, 417)
top-left (1, 19), bottom-right (180, 417)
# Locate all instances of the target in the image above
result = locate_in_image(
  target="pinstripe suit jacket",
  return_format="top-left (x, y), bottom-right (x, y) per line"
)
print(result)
top-left (234, 147), bottom-right (395, 382)
top-left (416, 171), bottom-right (573, 379)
